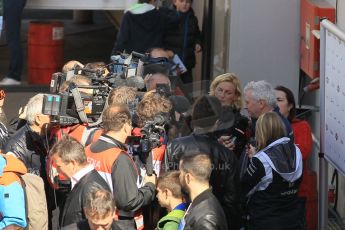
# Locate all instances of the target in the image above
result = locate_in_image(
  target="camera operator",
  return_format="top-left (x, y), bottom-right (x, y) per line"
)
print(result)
top-left (4, 93), bottom-right (51, 176)
top-left (3, 93), bottom-right (53, 228)
top-left (85, 104), bottom-right (156, 230)
top-left (145, 73), bottom-right (171, 93)
top-left (135, 92), bottom-right (172, 175)
top-left (165, 95), bottom-right (241, 230)
top-left (52, 74), bottom-right (103, 146)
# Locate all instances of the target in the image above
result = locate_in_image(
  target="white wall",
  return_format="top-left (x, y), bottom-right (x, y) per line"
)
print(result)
top-left (26, 0), bottom-right (128, 10)
top-left (228, 0), bottom-right (300, 95)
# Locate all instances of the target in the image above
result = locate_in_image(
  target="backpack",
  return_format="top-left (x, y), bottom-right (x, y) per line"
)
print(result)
top-left (20, 173), bottom-right (49, 230)
top-left (0, 154), bottom-right (48, 230)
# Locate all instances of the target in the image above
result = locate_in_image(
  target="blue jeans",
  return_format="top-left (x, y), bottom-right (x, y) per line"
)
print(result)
top-left (3, 0), bottom-right (26, 81)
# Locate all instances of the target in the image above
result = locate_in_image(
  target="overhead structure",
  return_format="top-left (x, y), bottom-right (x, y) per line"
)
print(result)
top-left (25, 0), bottom-right (134, 10)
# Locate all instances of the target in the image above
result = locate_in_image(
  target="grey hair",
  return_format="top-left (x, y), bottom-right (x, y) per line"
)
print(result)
top-left (145, 73), bottom-right (171, 91)
top-left (244, 80), bottom-right (277, 108)
top-left (50, 136), bottom-right (87, 165)
top-left (26, 93), bottom-right (45, 125)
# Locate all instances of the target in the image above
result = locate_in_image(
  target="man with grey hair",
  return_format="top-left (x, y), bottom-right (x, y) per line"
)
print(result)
top-left (243, 80), bottom-right (293, 139)
top-left (4, 93), bottom-right (51, 175)
top-left (145, 72), bottom-right (171, 92)
top-left (50, 136), bottom-right (110, 228)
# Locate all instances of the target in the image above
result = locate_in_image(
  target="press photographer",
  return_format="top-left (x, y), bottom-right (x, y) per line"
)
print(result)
top-left (85, 104), bottom-right (156, 230)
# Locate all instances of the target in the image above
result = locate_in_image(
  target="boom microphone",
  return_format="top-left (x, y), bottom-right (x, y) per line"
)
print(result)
top-left (126, 76), bottom-right (145, 90)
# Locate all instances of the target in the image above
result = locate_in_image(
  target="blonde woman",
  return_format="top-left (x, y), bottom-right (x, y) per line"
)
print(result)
top-left (242, 112), bottom-right (304, 230)
top-left (210, 73), bottom-right (248, 157)
top-left (209, 73), bottom-right (242, 109)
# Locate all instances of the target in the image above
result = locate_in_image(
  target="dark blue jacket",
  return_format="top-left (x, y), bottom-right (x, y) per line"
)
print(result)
top-left (112, 4), bottom-right (178, 54)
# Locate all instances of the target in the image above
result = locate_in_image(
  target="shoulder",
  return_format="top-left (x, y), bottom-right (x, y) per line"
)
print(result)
top-left (157, 215), bottom-right (181, 230)
top-left (292, 119), bottom-right (311, 131)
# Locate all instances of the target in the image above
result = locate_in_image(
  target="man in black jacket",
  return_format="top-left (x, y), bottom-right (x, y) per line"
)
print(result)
top-left (50, 136), bottom-right (110, 227)
top-left (166, 95), bottom-right (240, 229)
top-left (85, 104), bottom-right (156, 230)
top-left (4, 93), bottom-right (51, 176)
top-left (178, 153), bottom-right (228, 230)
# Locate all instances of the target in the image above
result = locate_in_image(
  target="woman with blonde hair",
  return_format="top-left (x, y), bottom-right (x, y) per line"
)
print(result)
top-left (210, 73), bottom-right (249, 157)
top-left (209, 73), bottom-right (242, 109)
top-left (242, 112), bottom-right (304, 230)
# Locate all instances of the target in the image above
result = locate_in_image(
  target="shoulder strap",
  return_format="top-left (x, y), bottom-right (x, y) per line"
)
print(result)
top-left (18, 175), bottom-right (29, 230)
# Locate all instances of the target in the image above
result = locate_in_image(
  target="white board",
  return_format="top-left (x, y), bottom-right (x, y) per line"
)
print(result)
top-left (320, 19), bottom-right (345, 176)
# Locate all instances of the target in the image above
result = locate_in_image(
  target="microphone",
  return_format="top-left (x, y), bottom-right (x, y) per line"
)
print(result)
top-left (126, 76), bottom-right (145, 90)
top-left (112, 75), bottom-right (127, 87)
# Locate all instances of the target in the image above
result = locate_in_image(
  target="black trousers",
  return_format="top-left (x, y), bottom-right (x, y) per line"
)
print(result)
top-left (3, 0), bottom-right (26, 81)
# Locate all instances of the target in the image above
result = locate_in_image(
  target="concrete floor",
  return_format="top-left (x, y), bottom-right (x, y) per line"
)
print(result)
top-left (0, 10), bottom-right (116, 120)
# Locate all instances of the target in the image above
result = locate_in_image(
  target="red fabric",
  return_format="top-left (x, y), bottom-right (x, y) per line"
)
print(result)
top-left (292, 119), bottom-right (317, 230)
top-left (292, 119), bottom-right (312, 160)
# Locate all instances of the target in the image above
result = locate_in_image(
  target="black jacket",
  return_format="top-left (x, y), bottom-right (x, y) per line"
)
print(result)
top-left (87, 135), bottom-right (156, 229)
top-left (60, 169), bottom-right (111, 227)
top-left (3, 124), bottom-right (47, 176)
top-left (166, 133), bottom-right (240, 230)
top-left (62, 220), bottom-right (120, 230)
top-left (182, 188), bottom-right (228, 230)
top-left (112, 4), bottom-right (178, 54)
top-left (163, 8), bottom-right (202, 69)
top-left (241, 137), bottom-right (304, 230)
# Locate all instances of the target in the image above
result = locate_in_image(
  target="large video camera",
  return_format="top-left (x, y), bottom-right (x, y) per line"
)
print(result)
top-left (127, 114), bottom-right (168, 175)
top-left (42, 62), bottom-right (115, 126)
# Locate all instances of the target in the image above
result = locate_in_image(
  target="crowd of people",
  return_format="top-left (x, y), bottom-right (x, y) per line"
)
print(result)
top-left (0, 0), bottom-right (315, 230)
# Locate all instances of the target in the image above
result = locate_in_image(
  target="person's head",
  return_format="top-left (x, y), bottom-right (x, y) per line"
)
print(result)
top-left (191, 95), bottom-right (222, 134)
top-left (84, 62), bottom-right (109, 77)
top-left (84, 187), bottom-right (116, 230)
top-left (209, 73), bottom-right (242, 109)
top-left (149, 47), bottom-right (170, 59)
top-left (275, 86), bottom-right (296, 122)
top-left (156, 171), bottom-right (183, 211)
top-left (62, 60), bottom-right (84, 74)
top-left (145, 73), bottom-right (171, 92)
top-left (59, 75), bottom-right (92, 94)
top-left (26, 94), bottom-right (51, 133)
top-left (136, 92), bottom-right (172, 126)
top-left (49, 136), bottom-right (88, 179)
top-left (255, 112), bottom-right (286, 151)
top-left (102, 104), bottom-right (132, 141)
top-left (108, 87), bottom-right (138, 105)
top-left (173, 0), bottom-right (192, 13)
top-left (179, 154), bottom-right (212, 195)
top-left (244, 80), bottom-right (276, 118)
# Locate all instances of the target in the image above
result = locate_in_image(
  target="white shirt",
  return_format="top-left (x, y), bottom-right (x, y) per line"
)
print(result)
top-left (71, 164), bottom-right (94, 189)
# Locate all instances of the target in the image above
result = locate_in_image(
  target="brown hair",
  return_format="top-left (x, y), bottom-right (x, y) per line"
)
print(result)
top-left (136, 93), bottom-right (172, 126)
top-left (209, 73), bottom-right (243, 110)
top-left (108, 86), bottom-right (137, 105)
top-left (102, 104), bottom-right (131, 132)
top-left (50, 136), bottom-right (87, 165)
top-left (275, 85), bottom-right (296, 122)
top-left (157, 171), bottom-right (183, 198)
top-left (255, 112), bottom-right (287, 151)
